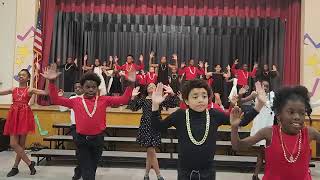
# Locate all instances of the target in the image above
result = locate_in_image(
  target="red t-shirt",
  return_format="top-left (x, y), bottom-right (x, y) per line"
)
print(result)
top-left (231, 64), bottom-right (257, 86)
top-left (178, 66), bottom-right (205, 80)
top-left (49, 83), bottom-right (133, 135)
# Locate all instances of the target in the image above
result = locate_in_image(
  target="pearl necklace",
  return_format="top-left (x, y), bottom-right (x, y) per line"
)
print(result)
top-left (65, 63), bottom-right (73, 71)
top-left (185, 109), bottom-right (210, 146)
top-left (148, 73), bottom-right (155, 80)
top-left (189, 67), bottom-right (196, 75)
top-left (16, 87), bottom-right (28, 101)
top-left (279, 127), bottom-right (302, 163)
top-left (171, 74), bottom-right (178, 80)
top-left (82, 96), bottom-right (98, 118)
top-left (126, 63), bottom-right (133, 72)
top-left (160, 64), bottom-right (167, 71)
top-left (242, 71), bottom-right (248, 79)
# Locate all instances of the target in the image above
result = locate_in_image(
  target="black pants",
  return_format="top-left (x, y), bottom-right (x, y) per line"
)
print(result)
top-left (178, 168), bottom-right (215, 180)
top-left (73, 132), bottom-right (104, 180)
top-left (70, 125), bottom-right (81, 177)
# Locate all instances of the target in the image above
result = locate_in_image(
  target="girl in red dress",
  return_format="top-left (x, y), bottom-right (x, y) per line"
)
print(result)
top-left (0, 69), bottom-right (48, 177)
top-left (230, 85), bottom-right (320, 180)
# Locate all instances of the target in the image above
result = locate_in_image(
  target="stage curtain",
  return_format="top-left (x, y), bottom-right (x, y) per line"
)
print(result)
top-left (50, 14), bottom-right (284, 83)
top-left (45, 0), bottom-right (300, 86)
top-left (37, 0), bottom-right (56, 105)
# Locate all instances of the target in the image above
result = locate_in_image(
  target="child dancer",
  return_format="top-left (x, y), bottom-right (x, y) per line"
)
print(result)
top-left (58, 81), bottom-right (84, 180)
top-left (151, 80), bottom-right (266, 180)
top-left (149, 52), bottom-right (178, 85)
top-left (145, 66), bottom-right (158, 85)
top-left (178, 59), bottom-right (205, 81)
top-left (168, 66), bottom-right (181, 93)
top-left (42, 64), bottom-right (135, 180)
top-left (83, 59), bottom-right (107, 95)
top-left (231, 58), bottom-right (257, 88)
top-left (230, 85), bottom-right (320, 180)
top-left (56, 57), bottom-right (79, 92)
top-left (205, 62), bottom-right (231, 106)
top-left (249, 80), bottom-right (275, 180)
top-left (115, 54), bottom-right (144, 78)
top-left (1, 69), bottom-right (48, 177)
top-left (127, 84), bottom-right (178, 180)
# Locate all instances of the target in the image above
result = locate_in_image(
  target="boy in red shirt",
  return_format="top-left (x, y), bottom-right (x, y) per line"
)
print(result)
top-left (231, 59), bottom-right (257, 87)
top-left (42, 64), bottom-right (135, 180)
top-left (115, 54), bottom-right (144, 78)
top-left (178, 59), bottom-right (205, 81)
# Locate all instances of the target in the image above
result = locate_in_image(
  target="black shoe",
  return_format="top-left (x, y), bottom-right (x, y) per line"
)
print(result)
top-left (157, 176), bottom-right (164, 180)
top-left (72, 167), bottom-right (81, 180)
top-left (252, 175), bottom-right (260, 180)
top-left (29, 161), bottom-right (36, 175)
top-left (143, 176), bottom-right (150, 180)
top-left (7, 168), bottom-right (19, 177)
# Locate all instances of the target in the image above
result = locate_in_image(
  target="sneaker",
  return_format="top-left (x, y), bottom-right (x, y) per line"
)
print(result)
top-left (29, 161), bottom-right (36, 175)
top-left (7, 168), bottom-right (19, 177)
top-left (158, 176), bottom-right (165, 180)
top-left (72, 166), bottom-right (81, 180)
top-left (143, 176), bottom-right (150, 180)
top-left (252, 175), bottom-right (260, 180)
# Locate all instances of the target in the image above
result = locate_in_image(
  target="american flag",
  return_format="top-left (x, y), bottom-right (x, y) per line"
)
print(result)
top-left (33, 7), bottom-right (42, 89)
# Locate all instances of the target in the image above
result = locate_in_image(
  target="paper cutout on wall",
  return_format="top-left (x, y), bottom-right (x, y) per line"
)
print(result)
top-left (306, 54), bottom-right (320, 75)
top-left (304, 33), bottom-right (320, 49)
top-left (310, 78), bottom-right (320, 97)
top-left (16, 26), bottom-right (36, 41)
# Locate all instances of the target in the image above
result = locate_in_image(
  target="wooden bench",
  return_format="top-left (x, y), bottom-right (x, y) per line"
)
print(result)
top-left (31, 149), bottom-right (257, 168)
top-left (43, 135), bottom-right (232, 149)
top-left (52, 123), bottom-right (250, 135)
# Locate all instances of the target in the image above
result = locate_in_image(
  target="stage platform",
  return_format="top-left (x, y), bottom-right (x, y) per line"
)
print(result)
top-left (1, 104), bottom-right (320, 158)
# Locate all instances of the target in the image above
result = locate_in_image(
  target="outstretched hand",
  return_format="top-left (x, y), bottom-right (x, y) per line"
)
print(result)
top-left (40, 63), bottom-right (61, 80)
top-left (230, 106), bottom-right (243, 127)
top-left (152, 83), bottom-right (168, 106)
top-left (132, 86), bottom-right (140, 97)
top-left (255, 81), bottom-right (266, 104)
top-left (163, 85), bottom-right (174, 95)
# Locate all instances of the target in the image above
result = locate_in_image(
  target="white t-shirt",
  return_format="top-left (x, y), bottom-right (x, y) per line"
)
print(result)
top-left (59, 95), bottom-right (78, 125)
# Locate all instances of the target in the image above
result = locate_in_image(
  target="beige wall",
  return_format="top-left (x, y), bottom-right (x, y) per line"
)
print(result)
top-left (0, 0), bottom-right (37, 104)
top-left (0, 0), bottom-right (17, 104)
top-left (302, 0), bottom-right (320, 114)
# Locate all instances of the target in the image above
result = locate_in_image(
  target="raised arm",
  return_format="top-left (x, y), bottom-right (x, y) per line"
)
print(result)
top-left (149, 52), bottom-right (158, 68)
top-left (151, 83), bottom-right (178, 131)
top-left (104, 71), bottom-right (135, 106)
top-left (0, 88), bottom-right (13, 95)
top-left (151, 109), bottom-right (178, 132)
top-left (126, 87), bottom-right (143, 111)
top-left (249, 63), bottom-right (258, 77)
top-left (196, 61), bottom-right (205, 76)
top-left (41, 64), bottom-right (73, 108)
top-left (217, 82), bottom-right (266, 126)
top-left (168, 54), bottom-right (178, 69)
top-left (229, 105), bottom-right (272, 151)
top-left (232, 124), bottom-right (271, 150)
top-left (231, 59), bottom-right (238, 75)
top-left (135, 54), bottom-right (145, 71)
top-left (104, 85), bottom-right (133, 106)
top-left (308, 127), bottom-right (320, 143)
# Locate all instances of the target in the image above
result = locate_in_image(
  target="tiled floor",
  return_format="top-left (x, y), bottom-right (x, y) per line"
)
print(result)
top-left (0, 151), bottom-right (319, 180)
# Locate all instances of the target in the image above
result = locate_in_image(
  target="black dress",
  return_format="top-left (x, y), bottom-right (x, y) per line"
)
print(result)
top-left (211, 73), bottom-right (224, 95)
top-left (109, 74), bottom-right (122, 94)
top-left (157, 63), bottom-right (169, 85)
top-left (169, 74), bottom-right (180, 93)
top-left (127, 96), bottom-right (178, 147)
top-left (58, 63), bottom-right (79, 92)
